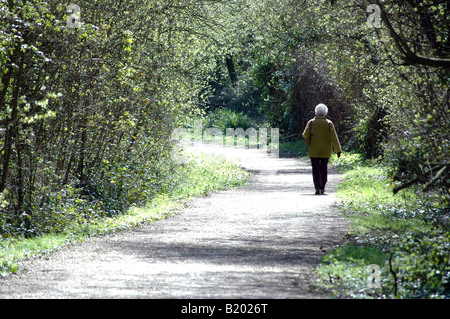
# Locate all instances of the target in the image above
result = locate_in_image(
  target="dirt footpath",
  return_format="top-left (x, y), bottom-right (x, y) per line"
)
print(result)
top-left (0, 143), bottom-right (348, 299)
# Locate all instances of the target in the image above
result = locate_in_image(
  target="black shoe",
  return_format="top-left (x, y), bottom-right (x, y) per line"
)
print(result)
top-left (320, 189), bottom-right (325, 194)
top-left (315, 188), bottom-right (321, 195)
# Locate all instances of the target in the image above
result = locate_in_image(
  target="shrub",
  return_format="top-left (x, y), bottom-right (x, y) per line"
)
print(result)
top-left (316, 153), bottom-right (450, 298)
top-left (387, 229), bottom-right (450, 299)
top-left (204, 108), bottom-right (254, 132)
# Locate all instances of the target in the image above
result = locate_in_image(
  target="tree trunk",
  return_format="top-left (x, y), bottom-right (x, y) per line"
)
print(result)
top-left (0, 51), bottom-right (24, 194)
top-left (225, 54), bottom-right (238, 83)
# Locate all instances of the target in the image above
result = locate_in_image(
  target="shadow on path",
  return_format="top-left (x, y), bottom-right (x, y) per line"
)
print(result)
top-left (0, 142), bottom-right (348, 299)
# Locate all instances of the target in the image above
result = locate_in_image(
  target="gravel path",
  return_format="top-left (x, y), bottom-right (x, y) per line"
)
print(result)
top-left (0, 143), bottom-right (348, 299)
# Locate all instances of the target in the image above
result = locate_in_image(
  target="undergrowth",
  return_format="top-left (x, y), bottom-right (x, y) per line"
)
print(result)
top-left (312, 152), bottom-right (449, 299)
top-left (0, 151), bottom-right (249, 277)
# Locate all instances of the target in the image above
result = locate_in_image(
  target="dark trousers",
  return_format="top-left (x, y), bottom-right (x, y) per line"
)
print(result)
top-left (311, 157), bottom-right (329, 190)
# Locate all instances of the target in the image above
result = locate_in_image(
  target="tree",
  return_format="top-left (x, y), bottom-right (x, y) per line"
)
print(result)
top-left (366, 0), bottom-right (449, 195)
top-left (0, 0), bottom-right (244, 236)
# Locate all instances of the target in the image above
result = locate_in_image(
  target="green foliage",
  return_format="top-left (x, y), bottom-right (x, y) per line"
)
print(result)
top-left (0, 233), bottom-right (66, 277)
top-left (323, 244), bottom-right (389, 267)
top-left (316, 230), bottom-right (450, 299)
top-left (171, 152), bottom-right (250, 199)
top-left (315, 153), bottom-right (449, 298)
top-left (389, 229), bottom-right (449, 298)
top-left (279, 139), bottom-right (308, 157)
top-left (335, 153), bottom-right (446, 234)
top-left (315, 243), bottom-right (389, 298)
top-left (0, 0), bottom-right (243, 238)
top-left (331, 152), bottom-right (366, 169)
top-left (0, 0), bottom-right (448, 297)
top-left (203, 108), bottom-right (255, 132)
top-left (0, 151), bottom-right (250, 276)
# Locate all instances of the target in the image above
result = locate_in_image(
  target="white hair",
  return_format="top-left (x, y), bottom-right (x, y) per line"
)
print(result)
top-left (315, 103), bottom-right (328, 116)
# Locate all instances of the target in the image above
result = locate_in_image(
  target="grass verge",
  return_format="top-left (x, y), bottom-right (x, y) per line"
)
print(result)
top-left (0, 151), bottom-right (250, 277)
top-left (312, 152), bottom-right (449, 299)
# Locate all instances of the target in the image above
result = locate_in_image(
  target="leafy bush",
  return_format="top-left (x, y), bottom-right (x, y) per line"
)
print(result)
top-left (315, 231), bottom-right (449, 299)
top-left (204, 108), bottom-right (255, 132)
top-left (0, 151), bottom-right (250, 277)
top-left (388, 229), bottom-right (450, 299)
top-left (315, 153), bottom-right (450, 298)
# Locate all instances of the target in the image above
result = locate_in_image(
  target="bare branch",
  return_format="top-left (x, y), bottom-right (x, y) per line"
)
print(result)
top-left (376, 0), bottom-right (450, 68)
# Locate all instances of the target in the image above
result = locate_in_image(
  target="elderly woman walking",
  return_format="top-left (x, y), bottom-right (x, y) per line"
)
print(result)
top-left (302, 104), bottom-right (342, 195)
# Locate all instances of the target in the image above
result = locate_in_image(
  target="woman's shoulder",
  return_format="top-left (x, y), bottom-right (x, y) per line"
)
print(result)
top-left (313, 116), bottom-right (330, 123)
top-left (314, 117), bottom-right (335, 128)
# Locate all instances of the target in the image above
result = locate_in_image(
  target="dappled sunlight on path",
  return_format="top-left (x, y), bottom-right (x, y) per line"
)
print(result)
top-left (0, 142), bottom-right (348, 298)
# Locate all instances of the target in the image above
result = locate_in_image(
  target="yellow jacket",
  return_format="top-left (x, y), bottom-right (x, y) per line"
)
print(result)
top-left (302, 115), bottom-right (342, 158)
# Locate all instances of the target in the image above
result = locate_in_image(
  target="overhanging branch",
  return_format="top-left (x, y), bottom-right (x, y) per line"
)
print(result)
top-left (376, 1), bottom-right (450, 68)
